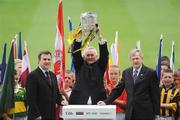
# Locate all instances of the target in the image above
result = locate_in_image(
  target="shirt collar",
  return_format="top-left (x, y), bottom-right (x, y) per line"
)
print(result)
top-left (39, 66), bottom-right (49, 75)
top-left (14, 84), bottom-right (20, 93)
top-left (133, 65), bottom-right (142, 75)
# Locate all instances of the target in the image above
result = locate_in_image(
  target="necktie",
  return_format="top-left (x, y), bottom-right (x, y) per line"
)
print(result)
top-left (133, 69), bottom-right (138, 81)
top-left (45, 71), bottom-right (51, 85)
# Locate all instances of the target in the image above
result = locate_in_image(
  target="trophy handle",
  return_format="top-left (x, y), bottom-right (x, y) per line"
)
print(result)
top-left (95, 24), bottom-right (98, 27)
top-left (95, 24), bottom-right (99, 34)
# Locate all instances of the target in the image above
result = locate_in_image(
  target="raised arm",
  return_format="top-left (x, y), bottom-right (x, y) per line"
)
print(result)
top-left (96, 27), bottom-right (109, 72)
top-left (98, 40), bottom-right (109, 72)
top-left (72, 40), bottom-right (84, 70)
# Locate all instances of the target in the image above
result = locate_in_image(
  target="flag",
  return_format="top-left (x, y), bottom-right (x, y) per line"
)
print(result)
top-left (67, 16), bottom-right (74, 52)
top-left (0, 43), bottom-right (7, 85)
top-left (53, 1), bottom-right (65, 119)
top-left (20, 41), bottom-right (31, 88)
top-left (136, 40), bottom-right (141, 50)
top-left (0, 42), bottom-right (15, 114)
top-left (104, 59), bottom-right (113, 96)
top-left (105, 59), bottom-right (112, 85)
top-left (70, 43), bottom-right (75, 73)
top-left (170, 40), bottom-right (175, 72)
top-left (18, 32), bottom-right (22, 59)
top-left (156, 34), bottom-right (163, 80)
top-left (13, 34), bottom-right (18, 59)
top-left (54, 0), bottom-right (65, 88)
top-left (105, 32), bottom-right (119, 92)
top-left (110, 31), bottom-right (119, 65)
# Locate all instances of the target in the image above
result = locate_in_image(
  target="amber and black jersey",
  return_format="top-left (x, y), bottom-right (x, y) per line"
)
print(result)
top-left (160, 84), bottom-right (179, 117)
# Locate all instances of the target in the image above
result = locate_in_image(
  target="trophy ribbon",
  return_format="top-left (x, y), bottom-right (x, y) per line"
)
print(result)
top-left (68, 25), bottom-right (82, 53)
top-left (73, 28), bottom-right (96, 53)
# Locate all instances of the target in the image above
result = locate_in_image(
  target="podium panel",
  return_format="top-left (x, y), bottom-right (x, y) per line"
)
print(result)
top-left (62, 105), bottom-right (116, 120)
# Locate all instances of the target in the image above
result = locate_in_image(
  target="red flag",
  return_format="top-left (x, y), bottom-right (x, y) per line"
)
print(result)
top-left (13, 34), bottom-right (18, 59)
top-left (54, 0), bottom-right (65, 88)
top-left (105, 60), bottom-right (111, 85)
top-left (54, 0), bottom-right (65, 119)
top-left (21, 41), bottom-right (31, 88)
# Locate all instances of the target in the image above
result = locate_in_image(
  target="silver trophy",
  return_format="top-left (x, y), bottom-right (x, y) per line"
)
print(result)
top-left (80, 12), bottom-right (97, 37)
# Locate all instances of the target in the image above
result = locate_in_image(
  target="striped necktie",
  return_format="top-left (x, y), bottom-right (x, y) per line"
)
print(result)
top-left (133, 69), bottom-right (138, 81)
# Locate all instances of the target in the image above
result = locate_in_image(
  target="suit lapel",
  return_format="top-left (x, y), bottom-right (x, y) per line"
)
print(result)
top-left (127, 67), bottom-right (134, 87)
top-left (134, 65), bottom-right (146, 84)
top-left (37, 67), bottom-right (52, 88)
top-left (37, 67), bottom-right (46, 78)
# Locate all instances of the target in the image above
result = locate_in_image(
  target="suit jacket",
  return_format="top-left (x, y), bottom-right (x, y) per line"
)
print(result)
top-left (104, 65), bottom-right (160, 120)
top-left (26, 67), bottom-right (63, 120)
top-left (69, 41), bottom-right (108, 104)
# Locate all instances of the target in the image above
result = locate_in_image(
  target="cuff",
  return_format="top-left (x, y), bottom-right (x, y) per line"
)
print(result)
top-left (155, 115), bottom-right (160, 118)
top-left (99, 38), bottom-right (106, 45)
top-left (76, 39), bottom-right (82, 42)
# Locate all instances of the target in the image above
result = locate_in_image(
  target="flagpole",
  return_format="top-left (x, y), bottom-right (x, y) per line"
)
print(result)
top-left (12, 34), bottom-right (18, 59)
top-left (170, 40), bottom-right (175, 72)
top-left (156, 34), bottom-right (163, 81)
top-left (54, 0), bottom-right (65, 119)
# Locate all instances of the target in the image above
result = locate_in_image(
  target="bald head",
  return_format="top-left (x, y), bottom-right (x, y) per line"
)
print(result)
top-left (83, 47), bottom-right (98, 64)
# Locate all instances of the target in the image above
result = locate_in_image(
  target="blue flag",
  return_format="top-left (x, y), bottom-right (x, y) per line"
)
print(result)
top-left (18, 32), bottom-right (22, 59)
top-left (0, 43), bottom-right (7, 85)
top-left (156, 35), bottom-right (163, 81)
top-left (70, 43), bottom-right (75, 73)
top-left (0, 42), bottom-right (15, 114)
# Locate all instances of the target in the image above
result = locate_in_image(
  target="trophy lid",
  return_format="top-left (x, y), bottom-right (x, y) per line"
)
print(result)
top-left (80, 12), bottom-right (97, 34)
top-left (80, 12), bottom-right (97, 21)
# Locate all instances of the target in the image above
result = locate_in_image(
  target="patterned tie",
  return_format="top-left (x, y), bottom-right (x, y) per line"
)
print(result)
top-left (133, 69), bottom-right (138, 81)
top-left (45, 71), bottom-right (51, 85)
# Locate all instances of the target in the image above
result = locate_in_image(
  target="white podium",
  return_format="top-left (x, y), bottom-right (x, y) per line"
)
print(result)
top-left (62, 105), bottom-right (116, 120)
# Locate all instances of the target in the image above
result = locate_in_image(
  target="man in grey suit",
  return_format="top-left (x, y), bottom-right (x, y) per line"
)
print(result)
top-left (26, 50), bottom-right (68, 120)
top-left (98, 49), bottom-right (160, 120)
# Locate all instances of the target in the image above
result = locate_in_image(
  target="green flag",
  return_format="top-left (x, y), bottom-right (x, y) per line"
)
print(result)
top-left (0, 43), bottom-right (15, 115)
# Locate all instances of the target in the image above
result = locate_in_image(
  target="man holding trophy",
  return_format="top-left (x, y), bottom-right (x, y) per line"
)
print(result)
top-left (69, 12), bottom-right (109, 105)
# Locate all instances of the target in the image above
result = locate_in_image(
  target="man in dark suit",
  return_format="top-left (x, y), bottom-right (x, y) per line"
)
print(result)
top-left (98, 49), bottom-right (160, 120)
top-left (26, 50), bottom-right (68, 120)
top-left (69, 27), bottom-right (109, 105)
